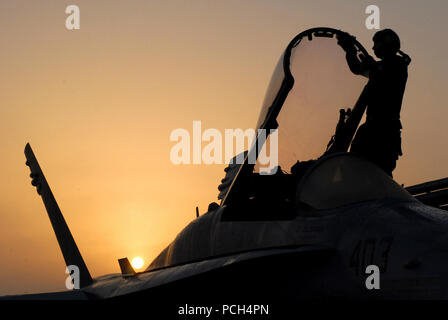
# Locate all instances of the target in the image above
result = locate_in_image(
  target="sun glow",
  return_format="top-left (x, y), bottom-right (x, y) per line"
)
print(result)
top-left (131, 257), bottom-right (144, 269)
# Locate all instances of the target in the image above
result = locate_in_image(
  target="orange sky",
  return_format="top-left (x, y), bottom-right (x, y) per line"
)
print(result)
top-left (1, 0), bottom-right (447, 295)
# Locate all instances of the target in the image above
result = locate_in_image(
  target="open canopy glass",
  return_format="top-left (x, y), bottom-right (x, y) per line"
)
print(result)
top-left (255, 27), bottom-right (369, 173)
top-left (222, 28), bottom-right (371, 204)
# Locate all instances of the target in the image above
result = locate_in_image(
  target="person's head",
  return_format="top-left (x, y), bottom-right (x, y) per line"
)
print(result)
top-left (372, 29), bottom-right (400, 59)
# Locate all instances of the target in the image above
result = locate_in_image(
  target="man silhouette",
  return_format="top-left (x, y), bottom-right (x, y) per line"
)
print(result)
top-left (337, 29), bottom-right (411, 177)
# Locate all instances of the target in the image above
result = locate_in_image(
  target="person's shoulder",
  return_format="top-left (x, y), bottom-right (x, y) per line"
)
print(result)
top-left (394, 55), bottom-right (409, 68)
top-left (386, 56), bottom-right (408, 73)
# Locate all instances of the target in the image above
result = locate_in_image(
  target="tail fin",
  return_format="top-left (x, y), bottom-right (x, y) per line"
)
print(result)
top-left (24, 143), bottom-right (93, 288)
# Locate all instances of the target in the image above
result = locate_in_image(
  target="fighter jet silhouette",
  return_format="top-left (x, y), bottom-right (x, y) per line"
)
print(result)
top-left (3, 28), bottom-right (448, 301)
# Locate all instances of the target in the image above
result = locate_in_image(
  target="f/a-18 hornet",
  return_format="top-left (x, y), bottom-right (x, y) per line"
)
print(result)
top-left (3, 27), bottom-right (448, 300)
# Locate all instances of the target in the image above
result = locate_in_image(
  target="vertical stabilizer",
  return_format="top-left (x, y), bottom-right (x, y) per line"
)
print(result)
top-left (24, 143), bottom-right (93, 288)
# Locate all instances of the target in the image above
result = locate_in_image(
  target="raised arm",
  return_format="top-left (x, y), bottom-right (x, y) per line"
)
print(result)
top-left (337, 32), bottom-right (372, 78)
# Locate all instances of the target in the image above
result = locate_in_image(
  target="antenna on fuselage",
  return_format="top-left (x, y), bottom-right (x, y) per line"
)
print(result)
top-left (118, 257), bottom-right (136, 277)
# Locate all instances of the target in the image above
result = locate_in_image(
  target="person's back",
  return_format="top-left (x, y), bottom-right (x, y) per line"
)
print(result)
top-left (367, 54), bottom-right (408, 127)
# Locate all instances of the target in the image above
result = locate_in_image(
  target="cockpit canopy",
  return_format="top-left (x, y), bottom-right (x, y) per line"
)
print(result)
top-left (221, 27), bottom-right (411, 209)
top-left (255, 28), bottom-right (368, 173)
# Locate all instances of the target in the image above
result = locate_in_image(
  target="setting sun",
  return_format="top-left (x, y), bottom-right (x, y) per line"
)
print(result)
top-left (131, 257), bottom-right (144, 270)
